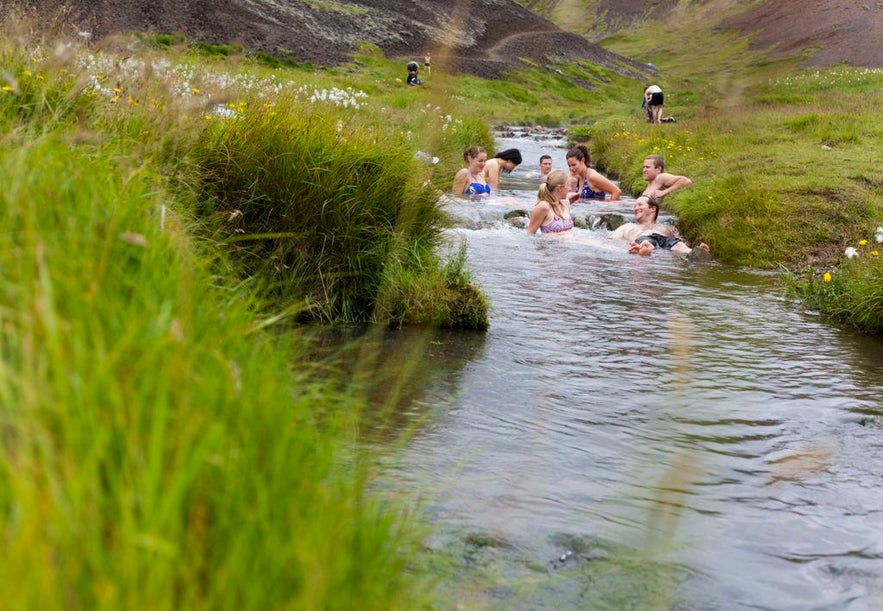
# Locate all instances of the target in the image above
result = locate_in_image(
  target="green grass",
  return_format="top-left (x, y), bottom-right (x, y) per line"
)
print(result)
top-left (0, 15), bottom-right (482, 608)
top-left (1, 2), bottom-right (881, 605)
top-left (0, 133), bottom-right (426, 608)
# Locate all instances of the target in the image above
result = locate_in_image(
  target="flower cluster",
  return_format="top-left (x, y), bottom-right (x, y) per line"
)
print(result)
top-left (74, 51), bottom-right (368, 111)
top-left (610, 128), bottom-right (703, 164)
top-left (769, 66), bottom-right (883, 92)
top-left (825, 228), bottom-right (882, 282)
top-left (844, 230), bottom-right (882, 259)
top-left (296, 85), bottom-right (367, 109)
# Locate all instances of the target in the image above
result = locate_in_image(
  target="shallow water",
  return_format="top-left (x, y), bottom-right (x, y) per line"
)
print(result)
top-left (375, 133), bottom-right (883, 609)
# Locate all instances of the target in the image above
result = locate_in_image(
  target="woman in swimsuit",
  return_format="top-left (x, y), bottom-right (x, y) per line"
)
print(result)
top-left (483, 148), bottom-right (522, 192)
top-left (565, 144), bottom-right (621, 202)
top-left (528, 170), bottom-right (574, 235)
top-left (452, 146), bottom-right (491, 198)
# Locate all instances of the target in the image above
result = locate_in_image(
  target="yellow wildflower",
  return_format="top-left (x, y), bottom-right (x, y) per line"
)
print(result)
top-left (871, 250), bottom-right (879, 257)
top-left (192, 87), bottom-right (200, 94)
top-left (823, 272), bottom-right (832, 283)
top-left (859, 239), bottom-right (867, 246)
top-left (2, 85), bottom-right (12, 92)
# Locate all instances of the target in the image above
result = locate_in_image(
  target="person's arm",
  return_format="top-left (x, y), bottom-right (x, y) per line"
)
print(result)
top-left (658, 173), bottom-right (692, 198)
top-left (527, 202), bottom-right (550, 235)
top-left (588, 169), bottom-right (622, 201)
top-left (452, 168), bottom-right (469, 196)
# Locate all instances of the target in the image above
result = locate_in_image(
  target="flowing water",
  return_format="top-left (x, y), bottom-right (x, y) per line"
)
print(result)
top-left (373, 132), bottom-right (883, 609)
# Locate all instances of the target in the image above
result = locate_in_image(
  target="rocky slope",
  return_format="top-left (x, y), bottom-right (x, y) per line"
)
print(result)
top-left (8, 0), bottom-right (649, 80)
top-left (7, 0), bottom-right (881, 76)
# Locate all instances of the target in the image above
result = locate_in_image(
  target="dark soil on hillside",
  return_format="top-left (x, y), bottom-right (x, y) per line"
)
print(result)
top-left (5, 0), bottom-right (651, 81)
top-left (7, 0), bottom-right (881, 79)
top-left (721, 0), bottom-right (883, 68)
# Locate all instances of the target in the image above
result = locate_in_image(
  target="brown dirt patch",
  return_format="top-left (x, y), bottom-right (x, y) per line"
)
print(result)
top-left (722, 0), bottom-right (883, 68)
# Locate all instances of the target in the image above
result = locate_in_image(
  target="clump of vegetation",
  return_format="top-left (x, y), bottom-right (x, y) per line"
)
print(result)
top-left (786, 229), bottom-right (883, 334)
top-left (0, 14), bottom-right (489, 608)
top-left (191, 97), bottom-right (486, 327)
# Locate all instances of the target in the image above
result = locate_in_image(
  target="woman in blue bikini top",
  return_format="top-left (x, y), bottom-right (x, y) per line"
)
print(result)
top-left (452, 145), bottom-right (491, 198)
top-left (527, 170), bottom-right (574, 235)
top-left (565, 143), bottom-right (621, 202)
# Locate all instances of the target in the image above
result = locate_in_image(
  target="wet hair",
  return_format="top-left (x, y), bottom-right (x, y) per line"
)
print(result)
top-left (406, 61), bottom-right (419, 72)
top-left (494, 148), bottom-right (522, 166)
top-left (644, 154), bottom-right (665, 171)
top-left (565, 144), bottom-right (591, 166)
top-left (537, 169), bottom-right (569, 216)
top-left (463, 145), bottom-right (486, 164)
top-left (539, 154), bottom-right (552, 163)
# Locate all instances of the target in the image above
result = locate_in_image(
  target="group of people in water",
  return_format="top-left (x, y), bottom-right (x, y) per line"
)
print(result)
top-left (452, 143), bottom-right (708, 258)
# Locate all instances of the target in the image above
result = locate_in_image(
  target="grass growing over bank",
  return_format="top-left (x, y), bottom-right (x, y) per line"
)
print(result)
top-left (192, 100), bottom-right (487, 327)
top-left (0, 134), bottom-right (427, 607)
top-left (0, 18), bottom-right (494, 608)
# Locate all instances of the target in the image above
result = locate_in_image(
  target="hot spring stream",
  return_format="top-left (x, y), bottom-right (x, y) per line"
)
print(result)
top-left (368, 131), bottom-right (883, 609)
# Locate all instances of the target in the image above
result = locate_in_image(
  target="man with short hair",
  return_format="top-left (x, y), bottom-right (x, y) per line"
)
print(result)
top-left (609, 195), bottom-right (709, 257)
top-left (539, 154), bottom-right (553, 181)
top-left (641, 155), bottom-right (691, 203)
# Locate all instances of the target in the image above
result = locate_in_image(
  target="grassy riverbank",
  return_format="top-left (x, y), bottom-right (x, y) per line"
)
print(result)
top-left (1, 5), bottom-right (879, 607)
top-left (0, 21), bottom-right (480, 608)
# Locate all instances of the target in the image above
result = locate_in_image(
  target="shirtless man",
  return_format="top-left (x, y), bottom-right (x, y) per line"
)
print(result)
top-left (609, 195), bottom-right (709, 257)
top-left (539, 154), bottom-right (553, 181)
top-left (641, 155), bottom-right (691, 203)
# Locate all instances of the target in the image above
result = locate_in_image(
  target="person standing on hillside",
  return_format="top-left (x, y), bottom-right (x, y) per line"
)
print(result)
top-left (641, 155), bottom-right (691, 203)
top-left (644, 84), bottom-right (663, 124)
top-left (424, 53), bottom-right (432, 75)
top-left (406, 61), bottom-right (422, 86)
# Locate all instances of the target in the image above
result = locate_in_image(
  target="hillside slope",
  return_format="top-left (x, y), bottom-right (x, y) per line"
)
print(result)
top-left (8, 0), bottom-right (879, 77)
top-left (8, 0), bottom-right (648, 80)
top-left (522, 0), bottom-right (883, 68)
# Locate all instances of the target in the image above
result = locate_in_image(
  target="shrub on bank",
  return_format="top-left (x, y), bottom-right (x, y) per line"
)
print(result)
top-left (786, 230), bottom-right (883, 334)
top-left (0, 137), bottom-right (425, 608)
top-left (192, 101), bottom-right (488, 328)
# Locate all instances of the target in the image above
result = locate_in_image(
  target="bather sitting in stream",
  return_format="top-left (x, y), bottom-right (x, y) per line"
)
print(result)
top-left (527, 170), bottom-right (574, 236)
top-left (609, 195), bottom-right (710, 257)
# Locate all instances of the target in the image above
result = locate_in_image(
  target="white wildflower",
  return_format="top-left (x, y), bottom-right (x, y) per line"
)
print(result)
top-left (844, 246), bottom-right (859, 259)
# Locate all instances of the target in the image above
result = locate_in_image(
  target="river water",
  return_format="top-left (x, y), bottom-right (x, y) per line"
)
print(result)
top-left (372, 132), bottom-right (883, 609)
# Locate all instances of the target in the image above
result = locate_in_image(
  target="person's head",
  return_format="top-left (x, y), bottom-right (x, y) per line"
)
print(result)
top-left (494, 148), bottom-right (522, 172)
top-left (538, 169), bottom-right (569, 205)
top-left (463, 146), bottom-right (487, 170)
top-left (407, 60), bottom-right (419, 73)
top-left (539, 155), bottom-right (553, 175)
top-left (565, 144), bottom-right (591, 175)
top-left (634, 195), bottom-right (660, 223)
top-left (642, 155), bottom-right (665, 181)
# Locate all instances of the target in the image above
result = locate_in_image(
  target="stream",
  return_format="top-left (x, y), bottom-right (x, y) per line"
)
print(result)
top-left (370, 130), bottom-right (883, 609)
